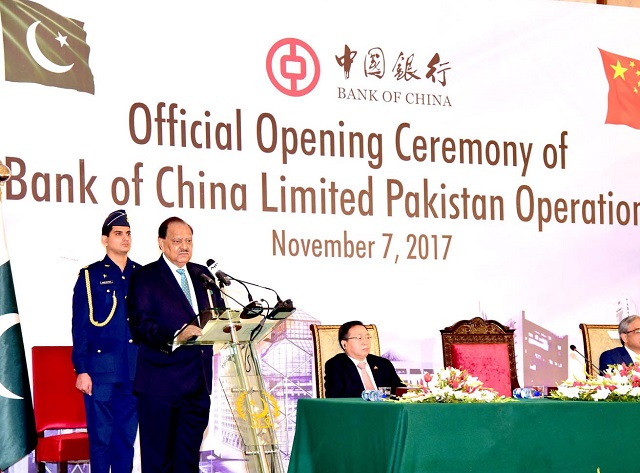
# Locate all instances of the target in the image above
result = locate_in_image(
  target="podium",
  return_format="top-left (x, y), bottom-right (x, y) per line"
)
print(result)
top-left (181, 305), bottom-right (292, 473)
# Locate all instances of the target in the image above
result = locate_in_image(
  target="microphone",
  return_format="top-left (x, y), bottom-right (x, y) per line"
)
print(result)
top-left (215, 270), bottom-right (231, 287)
top-left (194, 271), bottom-right (226, 322)
top-left (241, 280), bottom-right (283, 303)
top-left (207, 259), bottom-right (295, 320)
top-left (198, 272), bottom-right (217, 289)
top-left (206, 259), bottom-right (231, 287)
top-left (206, 258), bottom-right (263, 319)
top-left (237, 281), bottom-right (295, 320)
top-left (570, 344), bottom-right (602, 376)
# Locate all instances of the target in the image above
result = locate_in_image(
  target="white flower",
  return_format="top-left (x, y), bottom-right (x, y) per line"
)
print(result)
top-left (609, 373), bottom-right (628, 385)
top-left (553, 362), bottom-right (640, 402)
top-left (557, 385), bottom-right (580, 399)
top-left (591, 388), bottom-right (611, 401)
top-left (397, 366), bottom-right (507, 404)
top-left (613, 384), bottom-right (631, 396)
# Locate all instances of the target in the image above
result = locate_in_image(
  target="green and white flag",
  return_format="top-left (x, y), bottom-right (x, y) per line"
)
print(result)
top-left (0, 196), bottom-right (37, 470)
top-left (0, 0), bottom-right (94, 93)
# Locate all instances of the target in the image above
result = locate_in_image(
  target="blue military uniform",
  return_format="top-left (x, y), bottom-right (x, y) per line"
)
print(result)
top-left (71, 212), bottom-right (139, 473)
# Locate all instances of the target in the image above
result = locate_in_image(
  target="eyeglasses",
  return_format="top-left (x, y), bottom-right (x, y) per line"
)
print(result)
top-left (345, 335), bottom-right (372, 342)
top-left (624, 329), bottom-right (640, 335)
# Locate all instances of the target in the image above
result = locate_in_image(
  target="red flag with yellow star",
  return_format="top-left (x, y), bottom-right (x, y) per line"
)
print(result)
top-left (599, 48), bottom-right (640, 130)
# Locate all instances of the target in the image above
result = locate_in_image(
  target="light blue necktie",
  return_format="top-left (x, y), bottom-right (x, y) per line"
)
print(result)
top-left (176, 268), bottom-right (194, 308)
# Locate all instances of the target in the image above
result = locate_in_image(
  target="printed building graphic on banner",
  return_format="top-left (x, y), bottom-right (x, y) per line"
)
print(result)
top-left (0, 0), bottom-right (94, 93)
top-left (508, 312), bottom-right (569, 389)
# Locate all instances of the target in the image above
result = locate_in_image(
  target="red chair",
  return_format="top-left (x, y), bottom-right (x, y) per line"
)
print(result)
top-left (440, 317), bottom-right (520, 397)
top-left (32, 346), bottom-right (90, 473)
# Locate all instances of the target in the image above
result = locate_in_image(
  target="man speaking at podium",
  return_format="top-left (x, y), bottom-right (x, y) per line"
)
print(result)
top-left (127, 216), bottom-right (224, 473)
top-left (324, 320), bottom-right (405, 398)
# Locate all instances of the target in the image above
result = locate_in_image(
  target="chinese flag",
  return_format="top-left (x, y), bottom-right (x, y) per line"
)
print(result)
top-left (599, 48), bottom-right (640, 130)
top-left (0, 0), bottom-right (94, 94)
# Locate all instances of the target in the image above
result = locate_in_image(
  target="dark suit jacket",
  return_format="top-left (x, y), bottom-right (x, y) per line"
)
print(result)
top-left (599, 346), bottom-right (633, 373)
top-left (324, 352), bottom-right (404, 398)
top-left (127, 256), bottom-right (224, 397)
top-left (72, 255), bottom-right (139, 384)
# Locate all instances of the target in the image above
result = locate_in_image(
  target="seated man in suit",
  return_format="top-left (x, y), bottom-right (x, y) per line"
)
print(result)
top-left (324, 320), bottom-right (405, 398)
top-left (599, 315), bottom-right (640, 373)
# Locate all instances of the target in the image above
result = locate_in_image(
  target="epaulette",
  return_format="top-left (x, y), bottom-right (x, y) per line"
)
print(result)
top-left (76, 265), bottom-right (89, 278)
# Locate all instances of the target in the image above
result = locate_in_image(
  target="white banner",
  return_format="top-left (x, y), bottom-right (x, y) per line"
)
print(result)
top-left (2, 0), bottom-right (640, 469)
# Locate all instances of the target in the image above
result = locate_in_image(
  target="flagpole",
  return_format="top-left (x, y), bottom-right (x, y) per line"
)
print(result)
top-left (0, 160), bottom-right (9, 199)
top-left (0, 160), bottom-right (12, 473)
top-left (0, 160), bottom-right (37, 473)
top-left (0, 160), bottom-right (7, 473)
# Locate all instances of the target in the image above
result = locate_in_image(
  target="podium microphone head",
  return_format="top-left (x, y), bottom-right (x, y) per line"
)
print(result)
top-left (215, 270), bottom-right (231, 287)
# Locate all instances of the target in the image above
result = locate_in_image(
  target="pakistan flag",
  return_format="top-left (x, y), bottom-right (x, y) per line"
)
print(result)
top-left (0, 204), bottom-right (37, 470)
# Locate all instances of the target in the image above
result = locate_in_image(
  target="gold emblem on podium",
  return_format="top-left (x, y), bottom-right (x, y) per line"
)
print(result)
top-left (236, 390), bottom-right (280, 429)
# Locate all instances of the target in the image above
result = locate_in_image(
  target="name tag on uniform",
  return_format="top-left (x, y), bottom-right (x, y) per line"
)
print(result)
top-left (99, 280), bottom-right (114, 285)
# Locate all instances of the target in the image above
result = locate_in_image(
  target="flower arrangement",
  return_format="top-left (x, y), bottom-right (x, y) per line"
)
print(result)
top-left (396, 366), bottom-right (509, 403)
top-left (551, 362), bottom-right (640, 402)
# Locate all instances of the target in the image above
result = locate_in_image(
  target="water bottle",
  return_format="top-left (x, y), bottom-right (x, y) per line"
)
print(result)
top-left (361, 389), bottom-right (383, 401)
top-left (512, 387), bottom-right (541, 399)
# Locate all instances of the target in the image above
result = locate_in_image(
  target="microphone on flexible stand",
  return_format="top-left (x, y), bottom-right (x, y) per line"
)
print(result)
top-left (198, 271), bottom-right (217, 290)
top-left (215, 270), bottom-right (231, 287)
top-left (236, 279), bottom-right (284, 303)
top-left (234, 280), bottom-right (296, 320)
top-left (206, 259), bottom-right (263, 319)
top-left (570, 344), bottom-right (602, 376)
top-left (193, 271), bottom-right (226, 324)
top-left (210, 265), bottom-right (296, 320)
top-left (201, 271), bottom-right (262, 320)
top-left (206, 259), bottom-right (231, 287)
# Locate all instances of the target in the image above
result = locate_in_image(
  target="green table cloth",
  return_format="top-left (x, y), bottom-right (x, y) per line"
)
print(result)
top-left (288, 398), bottom-right (636, 473)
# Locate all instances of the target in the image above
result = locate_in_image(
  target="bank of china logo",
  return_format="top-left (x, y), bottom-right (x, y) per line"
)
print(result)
top-left (266, 38), bottom-right (320, 97)
top-left (0, 0), bottom-right (94, 94)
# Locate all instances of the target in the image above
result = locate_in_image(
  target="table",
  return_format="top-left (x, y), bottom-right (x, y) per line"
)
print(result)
top-left (288, 398), bottom-right (636, 473)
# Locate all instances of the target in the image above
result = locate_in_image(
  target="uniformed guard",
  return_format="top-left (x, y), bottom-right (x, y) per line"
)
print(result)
top-left (71, 210), bottom-right (139, 473)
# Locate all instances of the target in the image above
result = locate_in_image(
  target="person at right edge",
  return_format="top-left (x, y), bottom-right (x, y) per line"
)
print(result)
top-left (324, 320), bottom-right (405, 398)
top-left (127, 216), bottom-right (225, 473)
top-left (599, 314), bottom-right (640, 373)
